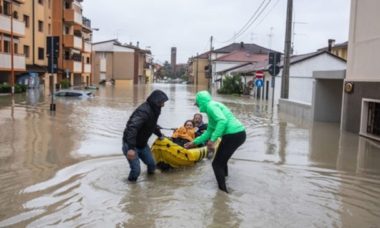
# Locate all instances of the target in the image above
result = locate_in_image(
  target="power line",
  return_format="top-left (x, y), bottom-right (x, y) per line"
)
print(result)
top-left (221, 0), bottom-right (272, 43)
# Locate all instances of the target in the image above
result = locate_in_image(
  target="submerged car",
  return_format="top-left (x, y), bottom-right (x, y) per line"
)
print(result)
top-left (54, 90), bottom-right (93, 97)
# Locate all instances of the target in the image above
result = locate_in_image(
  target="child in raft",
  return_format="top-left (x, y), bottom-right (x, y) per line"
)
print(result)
top-left (171, 120), bottom-right (196, 147)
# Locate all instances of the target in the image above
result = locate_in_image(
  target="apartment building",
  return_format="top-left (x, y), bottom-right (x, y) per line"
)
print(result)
top-left (0, 0), bottom-right (92, 90)
top-left (52, 0), bottom-right (92, 87)
top-left (0, 0), bottom-right (26, 84)
top-left (341, 0), bottom-right (380, 141)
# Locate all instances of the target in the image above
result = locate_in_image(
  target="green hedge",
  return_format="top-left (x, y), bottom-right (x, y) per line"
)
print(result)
top-left (60, 79), bottom-right (70, 89)
top-left (0, 83), bottom-right (27, 93)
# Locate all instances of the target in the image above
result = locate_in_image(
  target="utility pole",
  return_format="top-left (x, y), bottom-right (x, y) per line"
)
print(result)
top-left (195, 53), bottom-right (199, 86)
top-left (208, 36), bottom-right (213, 91)
top-left (281, 0), bottom-right (293, 99)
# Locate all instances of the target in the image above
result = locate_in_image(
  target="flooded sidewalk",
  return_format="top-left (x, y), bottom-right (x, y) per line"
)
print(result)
top-left (0, 84), bottom-right (379, 227)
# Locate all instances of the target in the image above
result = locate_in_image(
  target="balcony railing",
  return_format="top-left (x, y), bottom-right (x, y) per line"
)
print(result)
top-left (64, 60), bottom-right (82, 73)
top-left (0, 14), bottom-right (25, 36)
top-left (64, 9), bottom-right (82, 25)
top-left (0, 53), bottom-right (26, 70)
top-left (63, 35), bottom-right (83, 50)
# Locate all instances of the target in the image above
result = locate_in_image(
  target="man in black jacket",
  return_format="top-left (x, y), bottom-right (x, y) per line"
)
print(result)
top-left (122, 90), bottom-right (168, 182)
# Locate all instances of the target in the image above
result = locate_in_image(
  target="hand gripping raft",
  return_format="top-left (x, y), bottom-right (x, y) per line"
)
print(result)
top-left (151, 137), bottom-right (220, 169)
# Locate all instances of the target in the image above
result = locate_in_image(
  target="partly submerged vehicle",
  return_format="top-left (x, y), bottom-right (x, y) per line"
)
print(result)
top-left (54, 89), bottom-right (93, 97)
top-left (151, 137), bottom-right (219, 169)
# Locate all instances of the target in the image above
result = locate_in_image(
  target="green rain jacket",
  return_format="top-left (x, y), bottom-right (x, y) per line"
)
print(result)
top-left (193, 91), bottom-right (245, 145)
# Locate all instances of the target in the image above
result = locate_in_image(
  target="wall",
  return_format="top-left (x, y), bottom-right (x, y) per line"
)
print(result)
top-left (346, 0), bottom-right (380, 82)
top-left (342, 0), bottom-right (380, 134)
top-left (313, 79), bottom-right (343, 122)
top-left (274, 53), bottom-right (346, 105)
top-left (113, 52), bottom-right (134, 80)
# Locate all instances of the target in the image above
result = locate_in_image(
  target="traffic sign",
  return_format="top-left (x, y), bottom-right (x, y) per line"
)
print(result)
top-left (255, 79), bottom-right (264, 88)
top-left (255, 71), bottom-right (264, 78)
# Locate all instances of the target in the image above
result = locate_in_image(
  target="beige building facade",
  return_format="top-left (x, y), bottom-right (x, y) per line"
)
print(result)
top-left (341, 0), bottom-right (380, 141)
top-left (188, 52), bottom-right (209, 87)
top-left (92, 39), bottom-right (151, 85)
top-left (0, 0), bottom-right (26, 84)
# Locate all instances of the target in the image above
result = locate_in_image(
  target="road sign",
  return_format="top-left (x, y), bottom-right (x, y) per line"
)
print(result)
top-left (268, 64), bottom-right (280, 76)
top-left (255, 71), bottom-right (264, 78)
top-left (255, 79), bottom-right (264, 88)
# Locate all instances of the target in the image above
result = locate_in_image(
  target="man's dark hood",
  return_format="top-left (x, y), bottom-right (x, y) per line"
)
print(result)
top-left (146, 90), bottom-right (168, 115)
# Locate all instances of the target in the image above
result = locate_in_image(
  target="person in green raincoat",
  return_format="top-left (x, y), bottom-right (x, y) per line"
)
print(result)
top-left (185, 91), bottom-right (246, 193)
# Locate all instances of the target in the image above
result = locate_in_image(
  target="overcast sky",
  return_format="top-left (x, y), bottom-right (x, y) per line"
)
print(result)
top-left (82, 0), bottom-right (351, 64)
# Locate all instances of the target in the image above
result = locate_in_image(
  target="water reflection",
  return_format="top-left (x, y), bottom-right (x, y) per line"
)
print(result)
top-left (0, 83), bottom-right (380, 226)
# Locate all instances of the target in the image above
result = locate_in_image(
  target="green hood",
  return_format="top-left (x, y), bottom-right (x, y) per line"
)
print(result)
top-left (195, 91), bottom-right (211, 113)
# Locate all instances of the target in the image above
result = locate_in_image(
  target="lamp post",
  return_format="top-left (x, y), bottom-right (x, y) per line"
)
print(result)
top-left (10, 1), bottom-right (15, 94)
top-left (90, 28), bottom-right (99, 86)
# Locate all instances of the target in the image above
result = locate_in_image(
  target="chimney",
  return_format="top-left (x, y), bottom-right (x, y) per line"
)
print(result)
top-left (240, 42), bottom-right (244, 48)
top-left (136, 41), bottom-right (139, 48)
top-left (328, 39), bottom-right (335, 52)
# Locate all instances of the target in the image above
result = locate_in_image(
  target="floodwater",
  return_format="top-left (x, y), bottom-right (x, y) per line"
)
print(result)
top-left (0, 83), bottom-right (380, 227)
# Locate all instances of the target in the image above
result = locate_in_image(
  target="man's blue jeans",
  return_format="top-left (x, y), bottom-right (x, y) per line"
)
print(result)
top-left (122, 143), bottom-right (156, 181)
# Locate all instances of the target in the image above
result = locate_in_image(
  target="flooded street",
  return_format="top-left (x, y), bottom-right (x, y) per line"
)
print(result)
top-left (1, 83), bottom-right (380, 227)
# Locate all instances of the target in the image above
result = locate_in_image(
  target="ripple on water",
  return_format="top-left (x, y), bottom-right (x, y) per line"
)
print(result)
top-left (1, 157), bottom-right (380, 227)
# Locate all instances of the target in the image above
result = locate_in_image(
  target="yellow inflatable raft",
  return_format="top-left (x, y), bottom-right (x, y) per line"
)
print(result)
top-left (151, 137), bottom-right (218, 169)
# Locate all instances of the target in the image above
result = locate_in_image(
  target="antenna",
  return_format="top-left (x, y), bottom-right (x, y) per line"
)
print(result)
top-left (267, 27), bottom-right (274, 49)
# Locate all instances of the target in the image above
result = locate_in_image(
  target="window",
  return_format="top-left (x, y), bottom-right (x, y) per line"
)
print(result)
top-left (24, 45), bottom-right (30, 58)
top-left (38, 47), bottom-right (44, 60)
top-left (3, 1), bottom-right (11, 16)
top-left (13, 11), bottom-right (18, 19)
top-left (23, 15), bottom-right (30, 28)
top-left (86, 57), bottom-right (90, 64)
top-left (14, 43), bottom-right (18, 54)
top-left (4, 40), bottom-right (10, 53)
top-left (65, 26), bottom-right (70, 35)
top-left (38, 20), bottom-right (43, 32)
top-left (48, 23), bottom-right (51, 34)
top-left (38, 0), bottom-right (43, 5)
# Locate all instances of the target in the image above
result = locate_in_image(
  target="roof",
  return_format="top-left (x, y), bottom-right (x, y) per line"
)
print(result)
top-left (93, 39), bottom-right (151, 54)
top-left (317, 41), bottom-right (348, 51)
top-left (92, 39), bottom-right (120, 45)
top-left (215, 51), bottom-right (268, 62)
top-left (213, 42), bottom-right (275, 54)
top-left (217, 60), bottom-right (268, 75)
top-left (279, 50), bottom-right (346, 67)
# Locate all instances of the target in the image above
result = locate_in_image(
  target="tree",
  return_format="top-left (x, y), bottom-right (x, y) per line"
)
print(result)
top-left (217, 74), bottom-right (243, 95)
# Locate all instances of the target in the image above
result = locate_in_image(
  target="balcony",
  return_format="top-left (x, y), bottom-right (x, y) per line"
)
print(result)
top-left (0, 53), bottom-right (26, 70)
top-left (82, 16), bottom-right (91, 31)
top-left (63, 35), bottom-right (83, 50)
top-left (64, 9), bottom-right (82, 25)
top-left (83, 42), bottom-right (91, 53)
top-left (64, 60), bottom-right (82, 73)
top-left (84, 63), bottom-right (91, 73)
top-left (0, 14), bottom-right (25, 36)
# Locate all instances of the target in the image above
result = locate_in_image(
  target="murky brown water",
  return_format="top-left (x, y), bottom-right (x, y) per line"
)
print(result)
top-left (1, 83), bottom-right (380, 227)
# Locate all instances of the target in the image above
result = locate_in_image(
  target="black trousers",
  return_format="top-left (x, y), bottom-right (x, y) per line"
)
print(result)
top-left (212, 131), bottom-right (246, 193)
